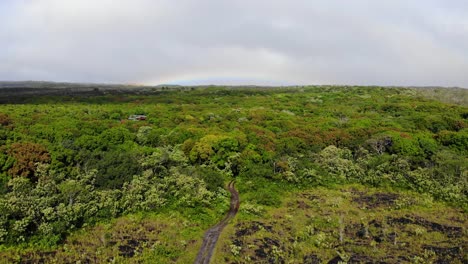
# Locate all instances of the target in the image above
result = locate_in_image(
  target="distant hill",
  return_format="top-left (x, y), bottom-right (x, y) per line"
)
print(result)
top-left (0, 81), bottom-right (150, 89)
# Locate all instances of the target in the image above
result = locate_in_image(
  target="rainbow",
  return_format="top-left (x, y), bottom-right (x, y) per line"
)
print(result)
top-left (143, 73), bottom-right (294, 86)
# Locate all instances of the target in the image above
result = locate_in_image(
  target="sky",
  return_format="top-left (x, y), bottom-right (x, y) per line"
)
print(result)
top-left (0, 0), bottom-right (467, 86)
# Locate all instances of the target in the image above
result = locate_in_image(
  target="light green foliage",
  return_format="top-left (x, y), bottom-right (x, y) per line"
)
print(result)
top-left (189, 134), bottom-right (239, 167)
top-left (121, 170), bottom-right (167, 212)
top-left (230, 244), bottom-right (242, 256)
top-left (240, 202), bottom-right (265, 216)
top-left (316, 145), bottom-right (363, 180)
top-left (136, 126), bottom-right (153, 145)
top-left (390, 133), bottom-right (423, 156)
top-left (100, 126), bottom-right (134, 145)
top-left (161, 168), bottom-right (213, 207)
top-left (140, 145), bottom-right (188, 175)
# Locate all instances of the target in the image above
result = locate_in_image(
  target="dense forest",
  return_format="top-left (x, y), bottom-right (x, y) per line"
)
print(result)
top-left (0, 85), bottom-right (466, 263)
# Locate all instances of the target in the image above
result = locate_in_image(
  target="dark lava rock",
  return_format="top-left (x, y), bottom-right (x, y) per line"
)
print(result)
top-left (303, 254), bottom-right (321, 264)
top-left (328, 256), bottom-right (344, 264)
top-left (235, 221), bottom-right (273, 237)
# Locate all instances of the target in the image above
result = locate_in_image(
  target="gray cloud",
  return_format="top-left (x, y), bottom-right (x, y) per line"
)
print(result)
top-left (0, 0), bottom-right (467, 86)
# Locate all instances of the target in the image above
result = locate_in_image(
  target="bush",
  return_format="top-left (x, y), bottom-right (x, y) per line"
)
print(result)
top-left (254, 190), bottom-right (281, 207)
top-left (195, 166), bottom-right (225, 192)
top-left (92, 151), bottom-right (142, 189)
top-left (0, 113), bottom-right (12, 127)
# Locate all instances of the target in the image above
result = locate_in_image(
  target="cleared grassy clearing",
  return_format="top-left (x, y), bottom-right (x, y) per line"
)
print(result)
top-left (215, 184), bottom-right (467, 263)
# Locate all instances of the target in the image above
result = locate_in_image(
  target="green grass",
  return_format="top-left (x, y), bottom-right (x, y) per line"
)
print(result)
top-left (214, 184), bottom-right (467, 263)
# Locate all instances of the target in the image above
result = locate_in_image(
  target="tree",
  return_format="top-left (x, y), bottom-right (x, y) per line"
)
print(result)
top-left (93, 151), bottom-right (142, 189)
top-left (315, 145), bottom-right (363, 180)
top-left (140, 145), bottom-right (188, 175)
top-left (189, 135), bottom-right (239, 167)
top-left (99, 126), bottom-right (134, 145)
top-left (195, 166), bottom-right (225, 191)
top-left (7, 143), bottom-right (51, 179)
top-left (365, 135), bottom-right (392, 155)
top-left (136, 126), bottom-right (153, 145)
top-left (436, 130), bottom-right (468, 152)
top-left (389, 133), bottom-right (423, 157)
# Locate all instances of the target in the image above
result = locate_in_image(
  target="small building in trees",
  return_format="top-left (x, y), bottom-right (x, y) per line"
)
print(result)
top-left (128, 115), bottom-right (147, 121)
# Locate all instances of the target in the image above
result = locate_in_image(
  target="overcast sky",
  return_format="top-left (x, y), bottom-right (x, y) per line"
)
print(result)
top-left (1, 0), bottom-right (467, 86)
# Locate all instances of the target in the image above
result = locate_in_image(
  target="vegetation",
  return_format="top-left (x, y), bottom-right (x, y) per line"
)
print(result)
top-left (216, 184), bottom-right (467, 263)
top-left (0, 85), bottom-right (466, 262)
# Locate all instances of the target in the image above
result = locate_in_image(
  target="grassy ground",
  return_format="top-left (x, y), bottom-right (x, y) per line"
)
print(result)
top-left (0, 213), bottom-right (206, 263)
top-left (214, 184), bottom-right (467, 264)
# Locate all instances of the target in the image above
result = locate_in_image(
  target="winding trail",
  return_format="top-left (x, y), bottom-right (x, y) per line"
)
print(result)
top-left (194, 180), bottom-right (239, 264)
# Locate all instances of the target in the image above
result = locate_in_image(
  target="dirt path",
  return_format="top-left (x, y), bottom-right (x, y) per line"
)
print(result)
top-left (194, 180), bottom-right (239, 264)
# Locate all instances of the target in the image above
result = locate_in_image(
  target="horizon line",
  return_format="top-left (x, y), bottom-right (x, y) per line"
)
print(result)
top-left (0, 80), bottom-right (466, 89)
